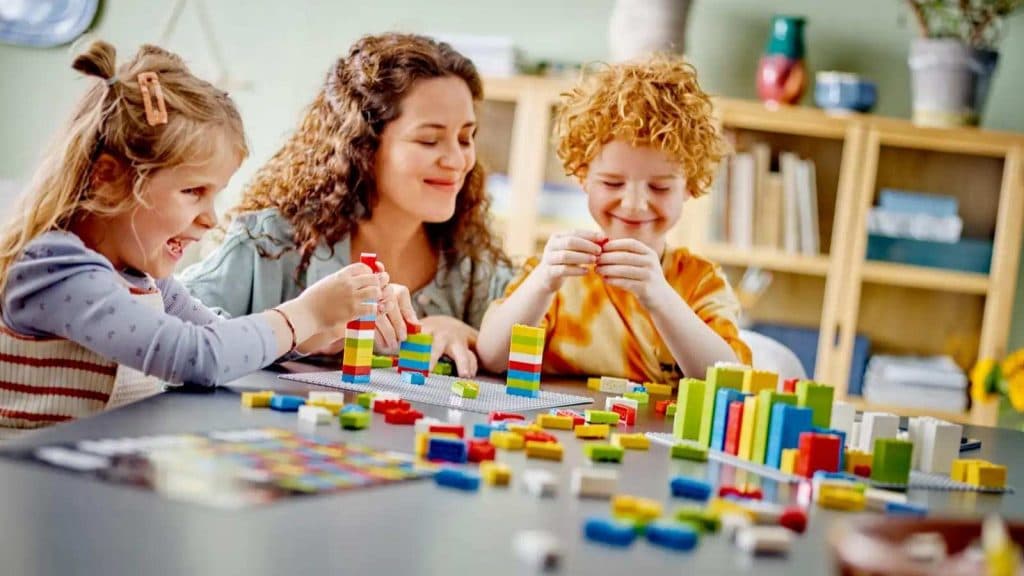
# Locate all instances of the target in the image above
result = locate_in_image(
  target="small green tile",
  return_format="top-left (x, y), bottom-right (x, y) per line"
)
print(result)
top-left (585, 410), bottom-right (620, 425)
top-left (670, 442), bottom-right (708, 462)
top-left (585, 443), bottom-right (625, 463)
top-left (624, 391), bottom-right (649, 406)
top-left (356, 392), bottom-right (376, 409)
top-left (371, 355), bottom-right (394, 369)
top-left (341, 410), bottom-right (370, 430)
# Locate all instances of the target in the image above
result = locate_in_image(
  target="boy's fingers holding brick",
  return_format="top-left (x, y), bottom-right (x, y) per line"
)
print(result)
top-left (601, 238), bottom-right (652, 255)
top-left (559, 234), bottom-right (602, 255)
top-left (547, 251), bottom-right (596, 266)
top-left (548, 264), bottom-right (590, 278)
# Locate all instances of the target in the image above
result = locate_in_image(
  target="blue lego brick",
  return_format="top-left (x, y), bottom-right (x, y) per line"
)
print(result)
top-left (434, 468), bottom-right (480, 492)
top-left (426, 437), bottom-right (467, 464)
top-left (506, 386), bottom-right (539, 398)
top-left (885, 501), bottom-right (928, 517)
top-left (397, 360), bottom-right (430, 370)
top-left (269, 395), bottom-right (305, 412)
top-left (813, 427), bottom-right (847, 471)
top-left (399, 341), bottom-right (432, 354)
top-left (402, 372), bottom-right (425, 385)
top-left (340, 404), bottom-right (366, 414)
top-left (669, 476), bottom-right (712, 502)
top-left (473, 423), bottom-right (496, 439)
top-left (646, 521), bottom-right (699, 552)
top-left (710, 388), bottom-right (747, 451)
top-left (506, 369), bottom-right (542, 382)
top-left (583, 517), bottom-right (637, 547)
top-left (632, 385), bottom-right (647, 392)
top-left (811, 470), bottom-right (860, 483)
top-left (340, 373), bottom-right (371, 384)
top-left (765, 404), bottom-right (814, 469)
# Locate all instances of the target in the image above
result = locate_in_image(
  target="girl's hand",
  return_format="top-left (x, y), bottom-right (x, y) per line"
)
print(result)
top-left (299, 262), bottom-right (381, 332)
top-left (533, 230), bottom-right (606, 292)
top-left (595, 238), bottom-right (672, 308)
top-left (420, 315), bottom-right (480, 378)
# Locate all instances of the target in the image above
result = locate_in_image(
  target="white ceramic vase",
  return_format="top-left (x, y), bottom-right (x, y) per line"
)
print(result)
top-left (608, 0), bottom-right (693, 61)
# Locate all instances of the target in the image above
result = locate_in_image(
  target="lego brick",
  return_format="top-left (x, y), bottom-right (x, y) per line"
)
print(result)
top-left (967, 462), bottom-right (1007, 488)
top-left (723, 400), bottom-right (746, 455)
top-left (525, 441), bottom-right (563, 461)
top-left (359, 252), bottom-right (377, 268)
top-left (472, 422), bottom-right (496, 439)
top-left (583, 517), bottom-right (637, 547)
top-left (522, 469), bottom-right (557, 498)
top-left (673, 378), bottom-right (705, 442)
top-left (606, 396), bottom-right (639, 411)
top-left (794, 432), bottom-right (841, 478)
top-left (951, 458), bottom-right (986, 482)
top-left (356, 392), bottom-right (376, 409)
top-left (587, 377), bottom-right (601, 391)
top-left (752, 391), bottom-right (798, 465)
top-left (765, 404), bottom-right (814, 469)
top-left (509, 341), bottom-right (545, 356)
top-left (779, 506), bottom-right (807, 534)
top-left (610, 403), bottom-right (637, 426)
top-left (507, 369), bottom-right (542, 383)
top-left (452, 380), bottom-right (479, 399)
top-left (697, 366), bottom-right (746, 447)
top-left (612, 494), bottom-right (664, 523)
top-left (571, 468), bottom-right (619, 499)
top-left (671, 441), bottom-right (708, 462)
top-left (508, 351), bottom-right (542, 365)
top-left (489, 411), bottom-right (526, 423)
top-left (401, 371), bottom-right (425, 385)
top-left (735, 526), bottom-right (793, 556)
top-left (371, 355), bottom-right (395, 369)
top-left (491, 432), bottom-right (525, 450)
top-left (816, 484), bottom-right (866, 511)
top-left (507, 360), bottom-right (542, 374)
top-left (506, 386), bottom-right (539, 398)
top-left (674, 505), bottom-right (721, 533)
top-left (858, 412), bottom-right (899, 453)
top-left (340, 410), bottom-right (370, 430)
top-left (871, 439), bottom-right (913, 485)
top-left (830, 401), bottom-right (856, 444)
top-left (666, 403), bottom-right (677, 417)
top-left (431, 361), bottom-right (453, 376)
top-left (241, 390), bottom-right (274, 408)
top-left (796, 380), bottom-right (835, 429)
top-left (782, 378), bottom-right (798, 394)
top-left (742, 369), bottom-right (778, 395)
top-left (813, 427), bottom-right (847, 470)
top-left (467, 439), bottom-right (496, 463)
top-left (507, 423), bottom-right (542, 436)
top-left (669, 476), bottom-right (712, 501)
top-left (297, 404), bottom-right (332, 425)
top-left (710, 388), bottom-right (746, 451)
top-left (426, 437), bottom-right (468, 463)
top-left (645, 521), bottom-right (699, 552)
top-left (654, 399), bottom-right (672, 414)
top-left (522, 431), bottom-right (558, 445)
top-left (428, 424), bottom-right (465, 438)
top-left (480, 461), bottom-right (511, 486)
top-left (645, 382), bottom-right (673, 396)
top-left (307, 399), bottom-right (343, 415)
top-left (269, 395), bottom-right (305, 412)
top-left (864, 487), bottom-right (907, 511)
top-left (611, 433), bottom-right (650, 450)
top-left (372, 398), bottom-right (410, 414)
top-left (434, 467), bottom-right (480, 491)
top-left (780, 448), bottom-right (799, 475)
top-left (599, 376), bottom-right (630, 394)
top-left (737, 395), bottom-right (759, 461)
top-left (416, 431), bottom-right (457, 457)
top-left (585, 443), bottom-right (625, 463)
top-left (550, 408), bottom-right (585, 427)
top-left (384, 408), bottom-right (423, 425)
top-left (308, 391), bottom-right (344, 404)
top-left (414, 417), bottom-right (442, 435)
top-left (511, 323), bottom-right (545, 340)
top-left (845, 449), bottom-right (873, 475)
top-left (537, 414), bottom-right (574, 430)
top-left (585, 410), bottom-right (621, 425)
top-left (513, 530), bottom-right (560, 572)
top-left (575, 424), bottom-right (610, 439)
top-left (885, 501), bottom-right (929, 517)
top-left (506, 377), bottom-right (543, 392)
top-left (341, 404), bottom-right (366, 414)
top-left (916, 418), bottom-right (963, 475)
top-left (624, 391), bottom-right (649, 406)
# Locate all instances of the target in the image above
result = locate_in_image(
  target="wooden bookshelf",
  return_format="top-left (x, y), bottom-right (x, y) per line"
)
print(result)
top-left (479, 76), bottom-right (1024, 426)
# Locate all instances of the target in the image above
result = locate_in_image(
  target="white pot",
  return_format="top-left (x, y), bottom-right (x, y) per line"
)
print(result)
top-left (608, 0), bottom-right (693, 61)
top-left (908, 38), bottom-right (999, 128)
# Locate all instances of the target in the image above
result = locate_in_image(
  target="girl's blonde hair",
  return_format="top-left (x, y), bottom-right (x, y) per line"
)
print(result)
top-left (0, 40), bottom-right (247, 294)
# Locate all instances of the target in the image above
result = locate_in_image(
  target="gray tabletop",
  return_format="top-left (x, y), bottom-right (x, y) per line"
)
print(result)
top-left (0, 363), bottom-right (1020, 576)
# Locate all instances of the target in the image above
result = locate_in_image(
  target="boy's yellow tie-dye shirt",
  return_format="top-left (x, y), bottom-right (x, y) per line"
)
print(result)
top-left (499, 247), bottom-right (751, 383)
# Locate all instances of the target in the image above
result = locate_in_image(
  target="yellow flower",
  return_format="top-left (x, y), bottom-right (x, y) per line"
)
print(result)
top-left (1009, 373), bottom-right (1024, 413)
top-left (971, 358), bottom-right (1001, 402)
top-left (1002, 349), bottom-right (1024, 380)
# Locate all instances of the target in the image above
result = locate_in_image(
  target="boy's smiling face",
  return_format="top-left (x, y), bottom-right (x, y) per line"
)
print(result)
top-left (583, 139), bottom-right (688, 254)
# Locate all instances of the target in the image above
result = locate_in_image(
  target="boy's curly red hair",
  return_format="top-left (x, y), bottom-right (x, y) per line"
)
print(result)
top-left (554, 54), bottom-right (726, 198)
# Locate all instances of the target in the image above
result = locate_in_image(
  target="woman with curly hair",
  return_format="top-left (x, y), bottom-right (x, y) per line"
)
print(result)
top-left (181, 33), bottom-right (513, 376)
top-left (477, 54), bottom-right (750, 383)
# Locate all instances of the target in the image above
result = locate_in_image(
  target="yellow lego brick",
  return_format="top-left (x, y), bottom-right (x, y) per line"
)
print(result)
top-left (611, 494), bottom-right (638, 517)
top-left (967, 462), bottom-right (1007, 489)
top-left (491, 431), bottom-right (525, 450)
top-left (644, 381), bottom-right (673, 396)
top-left (587, 377), bottom-right (602, 391)
top-left (610, 494), bottom-right (662, 522)
top-left (817, 484), bottom-right (866, 511)
top-left (241, 390), bottom-right (274, 408)
top-left (537, 414), bottom-right (574, 430)
top-left (307, 399), bottom-right (343, 415)
top-left (525, 441), bottom-right (563, 461)
top-left (508, 423), bottom-right (543, 436)
top-left (509, 341), bottom-right (545, 356)
top-left (951, 459), bottom-right (987, 482)
top-left (845, 449), bottom-right (874, 474)
top-left (611, 433), bottom-right (650, 450)
top-left (480, 461), bottom-right (512, 487)
top-left (737, 395), bottom-right (759, 461)
top-left (742, 369), bottom-right (779, 395)
top-left (706, 497), bottom-right (755, 521)
top-left (575, 424), bottom-right (610, 439)
top-left (511, 323), bottom-right (545, 340)
top-left (780, 448), bottom-right (799, 475)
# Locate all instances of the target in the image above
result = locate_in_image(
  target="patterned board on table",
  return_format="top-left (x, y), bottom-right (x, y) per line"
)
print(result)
top-left (279, 370), bottom-right (592, 414)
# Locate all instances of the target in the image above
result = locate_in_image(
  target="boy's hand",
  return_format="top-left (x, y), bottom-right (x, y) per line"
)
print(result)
top-left (595, 238), bottom-right (672, 308)
top-left (533, 230), bottom-right (606, 292)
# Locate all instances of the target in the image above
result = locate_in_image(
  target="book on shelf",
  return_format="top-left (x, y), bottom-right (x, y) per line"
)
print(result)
top-left (710, 149), bottom-right (820, 256)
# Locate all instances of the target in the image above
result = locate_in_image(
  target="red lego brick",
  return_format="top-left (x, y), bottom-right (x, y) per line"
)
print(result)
top-left (507, 360), bottom-right (542, 373)
top-left (489, 411), bottom-right (526, 423)
top-left (783, 378), bottom-right (798, 394)
top-left (794, 432), bottom-right (841, 478)
top-left (405, 321), bottom-right (421, 335)
top-left (467, 439), bottom-right (496, 463)
top-left (522, 431), bottom-right (558, 444)
top-left (780, 506), bottom-right (807, 534)
top-left (553, 409), bottom-right (585, 427)
top-left (718, 485), bottom-right (741, 499)
top-left (342, 364), bottom-right (372, 376)
top-left (360, 253), bottom-right (378, 269)
top-left (428, 424), bottom-right (465, 438)
top-left (723, 400), bottom-right (745, 455)
top-left (384, 408), bottom-right (423, 425)
top-left (347, 320), bottom-right (376, 331)
top-left (372, 399), bottom-right (411, 414)
top-left (610, 403), bottom-right (636, 426)
top-left (853, 464), bottom-right (872, 478)
top-left (654, 399), bottom-right (673, 415)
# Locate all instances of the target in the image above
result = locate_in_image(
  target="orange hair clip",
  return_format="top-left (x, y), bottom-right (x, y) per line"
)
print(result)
top-left (137, 72), bottom-right (168, 126)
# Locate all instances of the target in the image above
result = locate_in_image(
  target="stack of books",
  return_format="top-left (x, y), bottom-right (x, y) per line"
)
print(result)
top-left (862, 355), bottom-right (968, 413)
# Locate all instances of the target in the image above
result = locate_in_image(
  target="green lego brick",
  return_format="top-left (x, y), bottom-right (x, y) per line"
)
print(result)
top-left (431, 361), bottom-right (453, 376)
top-left (340, 410), bottom-right (370, 430)
top-left (673, 378), bottom-right (705, 442)
top-left (871, 438), bottom-right (913, 485)
top-left (398, 350), bottom-right (431, 363)
top-left (406, 334), bottom-right (433, 346)
top-left (796, 380), bottom-right (835, 429)
top-left (505, 378), bottom-right (541, 391)
top-left (666, 403), bottom-right (677, 417)
top-left (624, 391), bottom-right (649, 406)
top-left (670, 441), bottom-right (708, 462)
top-left (585, 410), bottom-right (621, 425)
top-left (674, 506), bottom-right (720, 533)
top-left (343, 337), bottom-right (375, 350)
top-left (697, 366), bottom-right (746, 447)
top-left (585, 443), bottom-right (625, 463)
top-left (510, 333), bottom-right (545, 347)
top-left (371, 355), bottom-right (394, 369)
top-left (452, 380), bottom-right (479, 399)
top-left (356, 392), bottom-right (376, 409)
top-left (751, 390), bottom-right (797, 465)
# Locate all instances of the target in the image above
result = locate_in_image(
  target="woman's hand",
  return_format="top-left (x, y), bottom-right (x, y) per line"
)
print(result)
top-left (374, 282), bottom-right (420, 354)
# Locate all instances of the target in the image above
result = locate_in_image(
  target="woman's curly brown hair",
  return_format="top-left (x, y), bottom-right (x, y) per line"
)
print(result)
top-left (554, 54), bottom-right (726, 198)
top-left (236, 32), bottom-right (507, 278)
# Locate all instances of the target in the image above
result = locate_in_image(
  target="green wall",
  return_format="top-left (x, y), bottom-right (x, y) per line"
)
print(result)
top-left (1, 0), bottom-right (1023, 346)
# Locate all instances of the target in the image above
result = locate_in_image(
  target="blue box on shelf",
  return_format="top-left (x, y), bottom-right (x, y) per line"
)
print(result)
top-left (866, 234), bottom-right (993, 274)
top-left (750, 323), bottom-right (871, 395)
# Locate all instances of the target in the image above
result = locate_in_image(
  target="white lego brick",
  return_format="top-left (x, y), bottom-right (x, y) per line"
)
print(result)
top-left (736, 499), bottom-right (786, 525)
top-left (907, 416), bottom-right (926, 470)
top-left (308, 391), bottom-right (345, 404)
top-left (522, 469), bottom-right (557, 498)
top-left (599, 377), bottom-right (630, 394)
top-left (859, 412), bottom-right (899, 452)
top-left (414, 417), bottom-right (442, 435)
top-left (513, 530), bottom-right (561, 572)
top-left (864, 487), bottom-right (907, 512)
top-left (721, 512), bottom-right (753, 542)
top-left (605, 396), bottom-right (639, 411)
top-left (298, 405), bottom-right (332, 425)
top-left (850, 421), bottom-right (861, 451)
top-left (570, 468), bottom-right (618, 499)
top-left (735, 526), bottom-right (792, 556)
top-left (918, 419), bottom-right (962, 475)
top-left (830, 401), bottom-right (855, 443)
top-left (508, 351), bottom-right (543, 365)
top-left (344, 329), bottom-right (376, 340)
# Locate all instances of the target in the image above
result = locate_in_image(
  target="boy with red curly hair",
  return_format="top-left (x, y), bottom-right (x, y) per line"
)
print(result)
top-left (477, 55), bottom-right (750, 383)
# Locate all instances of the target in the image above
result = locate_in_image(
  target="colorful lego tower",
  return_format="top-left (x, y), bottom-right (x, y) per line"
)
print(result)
top-left (506, 324), bottom-right (544, 398)
top-left (398, 323), bottom-right (432, 378)
top-left (341, 253), bottom-right (378, 384)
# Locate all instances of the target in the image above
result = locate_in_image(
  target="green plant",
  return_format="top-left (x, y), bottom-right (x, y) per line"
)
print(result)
top-left (905, 0), bottom-right (1024, 48)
